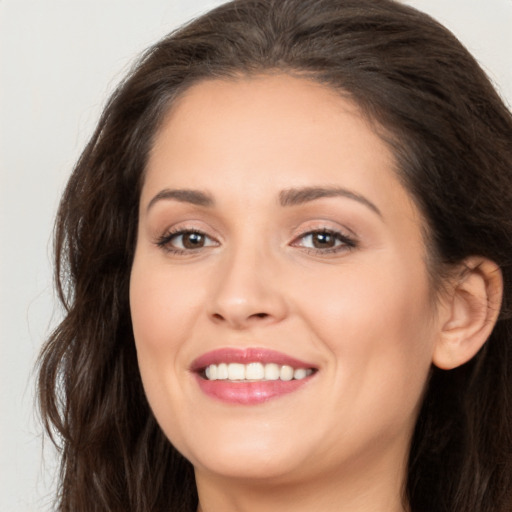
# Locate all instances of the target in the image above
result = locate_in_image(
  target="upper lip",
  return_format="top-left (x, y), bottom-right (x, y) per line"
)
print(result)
top-left (190, 348), bottom-right (317, 372)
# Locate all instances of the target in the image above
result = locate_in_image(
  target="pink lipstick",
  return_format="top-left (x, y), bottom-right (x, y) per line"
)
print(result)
top-left (191, 348), bottom-right (317, 405)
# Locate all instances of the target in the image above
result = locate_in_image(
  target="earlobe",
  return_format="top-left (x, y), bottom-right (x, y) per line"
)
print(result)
top-left (432, 257), bottom-right (503, 370)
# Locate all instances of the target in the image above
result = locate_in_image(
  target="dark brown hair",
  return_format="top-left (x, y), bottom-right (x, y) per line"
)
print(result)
top-left (38, 0), bottom-right (512, 510)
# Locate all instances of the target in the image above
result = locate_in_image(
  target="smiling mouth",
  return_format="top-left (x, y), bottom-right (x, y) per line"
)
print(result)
top-left (191, 348), bottom-right (318, 404)
top-left (201, 362), bottom-right (315, 382)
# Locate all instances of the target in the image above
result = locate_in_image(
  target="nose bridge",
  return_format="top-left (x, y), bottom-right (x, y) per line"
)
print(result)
top-left (209, 233), bottom-right (287, 328)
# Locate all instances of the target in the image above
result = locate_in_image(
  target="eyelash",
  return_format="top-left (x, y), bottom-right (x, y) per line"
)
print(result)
top-left (155, 227), bottom-right (357, 256)
top-left (156, 228), bottom-right (218, 255)
top-left (291, 229), bottom-right (357, 254)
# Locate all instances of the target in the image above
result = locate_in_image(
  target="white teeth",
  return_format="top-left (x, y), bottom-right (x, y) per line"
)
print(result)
top-left (293, 368), bottom-right (308, 380)
top-left (280, 365), bottom-right (294, 381)
top-left (246, 362), bottom-right (264, 380)
top-left (205, 365), bottom-right (216, 380)
top-left (228, 363), bottom-right (245, 380)
top-left (217, 363), bottom-right (228, 380)
top-left (203, 362), bottom-right (314, 382)
top-left (264, 363), bottom-right (280, 381)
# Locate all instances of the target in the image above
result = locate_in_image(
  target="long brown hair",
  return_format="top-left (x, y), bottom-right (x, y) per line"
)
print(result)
top-left (38, 0), bottom-right (512, 510)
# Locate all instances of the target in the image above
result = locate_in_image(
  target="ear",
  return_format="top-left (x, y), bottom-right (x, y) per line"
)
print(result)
top-left (433, 257), bottom-right (503, 370)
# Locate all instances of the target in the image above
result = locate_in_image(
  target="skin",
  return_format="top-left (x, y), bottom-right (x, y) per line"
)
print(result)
top-left (129, 74), bottom-right (494, 512)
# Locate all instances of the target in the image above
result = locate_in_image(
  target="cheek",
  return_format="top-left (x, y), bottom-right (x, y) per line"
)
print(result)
top-left (294, 254), bottom-right (436, 417)
top-left (129, 263), bottom-right (171, 394)
top-left (129, 255), bottom-right (204, 353)
top-left (129, 254), bottom-right (197, 400)
top-left (129, 257), bottom-right (203, 452)
top-left (300, 255), bottom-right (433, 339)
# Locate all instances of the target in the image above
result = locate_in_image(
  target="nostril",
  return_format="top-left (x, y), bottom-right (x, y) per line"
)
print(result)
top-left (210, 311), bottom-right (270, 326)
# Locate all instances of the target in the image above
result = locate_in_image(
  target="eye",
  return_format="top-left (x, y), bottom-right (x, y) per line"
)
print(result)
top-left (292, 229), bottom-right (356, 253)
top-left (156, 229), bottom-right (218, 253)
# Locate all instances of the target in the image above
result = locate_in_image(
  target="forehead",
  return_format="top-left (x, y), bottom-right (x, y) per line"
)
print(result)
top-left (153, 74), bottom-right (377, 153)
top-left (150, 76), bottom-right (391, 180)
top-left (144, 74), bottom-right (417, 218)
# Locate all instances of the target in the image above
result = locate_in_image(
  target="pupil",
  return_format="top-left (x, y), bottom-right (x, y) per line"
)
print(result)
top-left (183, 233), bottom-right (204, 249)
top-left (313, 232), bottom-right (334, 248)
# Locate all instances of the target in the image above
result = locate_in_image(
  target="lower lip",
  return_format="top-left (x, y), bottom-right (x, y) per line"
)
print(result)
top-left (195, 375), bottom-right (313, 405)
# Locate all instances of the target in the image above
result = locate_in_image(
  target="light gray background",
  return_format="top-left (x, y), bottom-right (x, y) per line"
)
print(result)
top-left (1, 1), bottom-right (511, 510)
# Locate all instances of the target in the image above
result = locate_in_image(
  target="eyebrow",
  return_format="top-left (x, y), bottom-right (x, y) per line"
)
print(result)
top-left (279, 186), bottom-right (381, 216)
top-left (147, 188), bottom-right (214, 211)
top-left (146, 185), bottom-right (381, 216)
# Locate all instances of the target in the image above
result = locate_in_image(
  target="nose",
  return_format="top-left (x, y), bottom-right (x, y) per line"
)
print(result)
top-left (208, 245), bottom-right (288, 330)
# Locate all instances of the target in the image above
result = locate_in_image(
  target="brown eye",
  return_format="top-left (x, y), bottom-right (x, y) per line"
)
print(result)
top-left (311, 232), bottom-right (336, 249)
top-left (292, 229), bottom-right (356, 253)
top-left (181, 232), bottom-right (206, 249)
top-left (156, 229), bottom-right (218, 253)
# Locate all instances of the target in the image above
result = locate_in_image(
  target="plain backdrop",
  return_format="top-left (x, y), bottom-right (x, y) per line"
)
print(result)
top-left (1, 1), bottom-right (511, 510)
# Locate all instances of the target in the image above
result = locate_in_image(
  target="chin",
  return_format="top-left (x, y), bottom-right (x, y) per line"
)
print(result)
top-left (191, 446), bottom-right (310, 483)
top-left (170, 419), bottom-right (320, 483)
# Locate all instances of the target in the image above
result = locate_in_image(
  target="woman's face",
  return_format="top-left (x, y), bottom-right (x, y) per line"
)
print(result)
top-left (130, 75), bottom-right (442, 487)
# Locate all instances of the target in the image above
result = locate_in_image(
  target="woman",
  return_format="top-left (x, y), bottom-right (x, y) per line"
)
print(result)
top-left (37, 0), bottom-right (512, 511)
